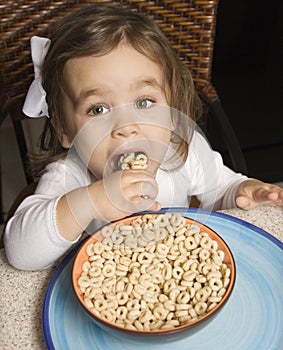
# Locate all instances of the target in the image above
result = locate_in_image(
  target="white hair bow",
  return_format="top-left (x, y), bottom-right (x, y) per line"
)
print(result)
top-left (22, 36), bottom-right (51, 118)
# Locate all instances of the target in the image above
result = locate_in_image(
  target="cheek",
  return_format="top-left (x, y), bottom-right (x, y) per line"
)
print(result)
top-left (146, 125), bottom-right (171, 144)
top-left (86, 141), bottom-right (109, 178)
top-left (72, 120), bottom-right (109, 175)
top-left (145, 126), bottom-right (171, 170)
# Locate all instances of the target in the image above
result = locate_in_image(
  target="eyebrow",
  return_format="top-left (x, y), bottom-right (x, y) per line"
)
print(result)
top-left (75, 77), bottom-right (164, 107)
top-left (130, 77), bottom-right (164, 91)
top-left (75, 88), bottom-right (105, 107)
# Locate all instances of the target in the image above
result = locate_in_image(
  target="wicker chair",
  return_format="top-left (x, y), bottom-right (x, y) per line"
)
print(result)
top-left (0, 0), bottom-right (247, 222)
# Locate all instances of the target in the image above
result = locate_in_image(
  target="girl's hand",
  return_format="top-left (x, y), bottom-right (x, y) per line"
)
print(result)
top-left (236, 179), bottom-right (283, 210)
top-left (89, 170), bottom-right (160, 221)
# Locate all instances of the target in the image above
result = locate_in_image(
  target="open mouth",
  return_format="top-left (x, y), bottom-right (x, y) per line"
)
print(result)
top-left (111, 151), bottom-right (148, 171)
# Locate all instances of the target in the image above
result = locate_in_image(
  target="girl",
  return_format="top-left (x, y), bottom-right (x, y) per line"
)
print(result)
top-left (4, 3), bottom-right (283, 270)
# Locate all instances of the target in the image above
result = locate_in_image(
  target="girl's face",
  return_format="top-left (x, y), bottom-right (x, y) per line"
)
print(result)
top-left (60, 44), bottom-right (172, 178)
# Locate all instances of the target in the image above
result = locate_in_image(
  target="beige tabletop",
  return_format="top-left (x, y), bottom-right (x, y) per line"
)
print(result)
top-left (1, 206), bottom-right (282, 350)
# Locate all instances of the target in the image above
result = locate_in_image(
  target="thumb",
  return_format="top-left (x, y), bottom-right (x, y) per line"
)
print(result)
top-left (236, 195), bottom-right (257, 210)
top-left (148, 201), bottom-right (161, 212)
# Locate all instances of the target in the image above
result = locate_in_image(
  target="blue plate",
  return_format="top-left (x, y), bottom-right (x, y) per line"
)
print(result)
top-left (42, 208), bottom-right (283, 350)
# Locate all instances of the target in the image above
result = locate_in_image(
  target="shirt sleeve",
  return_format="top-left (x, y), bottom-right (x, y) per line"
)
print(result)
top-left (3, 158), bottom-right (87, 270)
top-left (186, 131), bottom-right (248, 210)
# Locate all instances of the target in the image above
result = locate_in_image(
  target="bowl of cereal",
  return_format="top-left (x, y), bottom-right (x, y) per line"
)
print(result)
top-left (72, 212), bottom-right (235, 342)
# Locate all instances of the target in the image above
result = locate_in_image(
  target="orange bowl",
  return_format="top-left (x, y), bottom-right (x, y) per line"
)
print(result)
top-left (72, 213), bottom-right (235, 342)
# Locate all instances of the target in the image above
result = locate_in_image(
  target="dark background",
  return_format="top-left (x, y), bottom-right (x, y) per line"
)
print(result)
top-left (208, 0), bottom-right (282, 182)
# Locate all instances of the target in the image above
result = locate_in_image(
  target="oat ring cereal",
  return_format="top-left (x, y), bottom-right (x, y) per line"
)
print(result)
top-left (77, 213), bottom-right (232, 331)
top-left (118, 152), bottom-right (148, 170)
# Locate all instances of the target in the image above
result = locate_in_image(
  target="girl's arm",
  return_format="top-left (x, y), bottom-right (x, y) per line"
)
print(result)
top-left (4, 159), bottom-right (159, 270)
top-left (4, 194), bottom-right (80, 270)
top-left (187, 131), bottom-right (283, 210)
top-left (3, 159), bottom-right (87, 270)
top-left (56, 170), bottom-right (160, 241)
top-left (186, 131), bottom-right (248, 210)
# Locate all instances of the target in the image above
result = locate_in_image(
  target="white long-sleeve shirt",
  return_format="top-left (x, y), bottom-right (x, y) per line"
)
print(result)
top-left (4, 131), bottom-right (247, 270)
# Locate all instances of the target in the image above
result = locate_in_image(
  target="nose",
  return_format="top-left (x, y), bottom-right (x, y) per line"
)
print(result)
top-left (111, 123), bottom-right (140, 139)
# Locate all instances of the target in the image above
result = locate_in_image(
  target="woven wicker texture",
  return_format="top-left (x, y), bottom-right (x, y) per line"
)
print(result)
top-left (0, 0), bottom-right (219, 117)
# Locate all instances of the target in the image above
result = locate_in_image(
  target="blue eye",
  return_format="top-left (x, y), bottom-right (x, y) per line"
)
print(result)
top-left (89, 104), bottom-right (109, 116)
top-left (135, 98), bottom-right (154, 109)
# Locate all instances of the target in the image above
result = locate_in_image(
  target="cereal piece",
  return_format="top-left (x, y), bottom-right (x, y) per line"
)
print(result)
top-left (94, 299), bottom-right (107, 312)
top-left (137, 251), bottom-right (153, 264)
top-left (170, 213), bottom-right (185, 227)
top-left (195, 286), bottom-right (211, 302)
top-left (127, 309), bottom-right (140, 321)
top-left (161, 320), bottom-right (180, 329)
top-left (78, 275), bottom-right (91, 288)
top-left (102, 263), bottom-right (116, 278)
top-left (194, 302), bottom-right (208, 316)
top-left (162, 263), bottom-right (172, 280)
top-left (183, 270), bottom-right (197, 282)
top-left (84, 297), bottom-right (94, 309)
top-left (153, 305), bottom-right (169, 320)
top-left (139, 309), bottom-right (153, 323)
top-left (101, 309), bottom-right (116, 322)
top-left (86, 243), bottom-right (94, 257)
top-left (172, 266), bottom-right (183, 280)
top-left (176, 291), bottom-right (191, 304)
top-left (175, 303), bottom-right (191, 310)
top-left (200, 236), bottom-right (213, 250)
top-left (150, 320), bottom-right (164, 330)
top-left (89, 266), bottom-right (102, 277)
top-left (115, 291), bottom-right (128, 305)
top-left (184, 236), bottom-right (198, 250)
top-left (208, 277), bottom-right (223, 291)
top-left (124, 236), bottom-right (138, 248)
top-left (82, 261), bottom-right (91, 272)
top-left (168, 288), bottom-right (180, 302)
top-left (175, 310), bottom-right (188, 318)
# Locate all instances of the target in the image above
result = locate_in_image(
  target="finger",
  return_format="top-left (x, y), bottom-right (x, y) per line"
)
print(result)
top-left (252, 188), bottom-right (283, 208)
top-left (236, 190), bottom-right (281, 210)
top-left (140, 180), bottom-right (158, 199)
top-left (130, 196), bottom-right (158, 213)
top-left (265, 192), bottom-right (279, 201)
top-left (255, 188), bottom-right (278, 201)
top-left (148, 201), bottom-right (161, 212)
top-left (123, 169), bottom-right (156, 182)
top-left (236, 196), bottom-right (256, 210)
top-left (124, 179), bottom-right (158, 201)
top-left (265, 191), bottom-right (283, 206)
top-left (262, 186), bottom-right (283, 205)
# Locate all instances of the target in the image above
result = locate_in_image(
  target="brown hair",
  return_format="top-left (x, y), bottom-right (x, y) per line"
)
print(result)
top-left (31, 3), bottom-right (202, 178)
